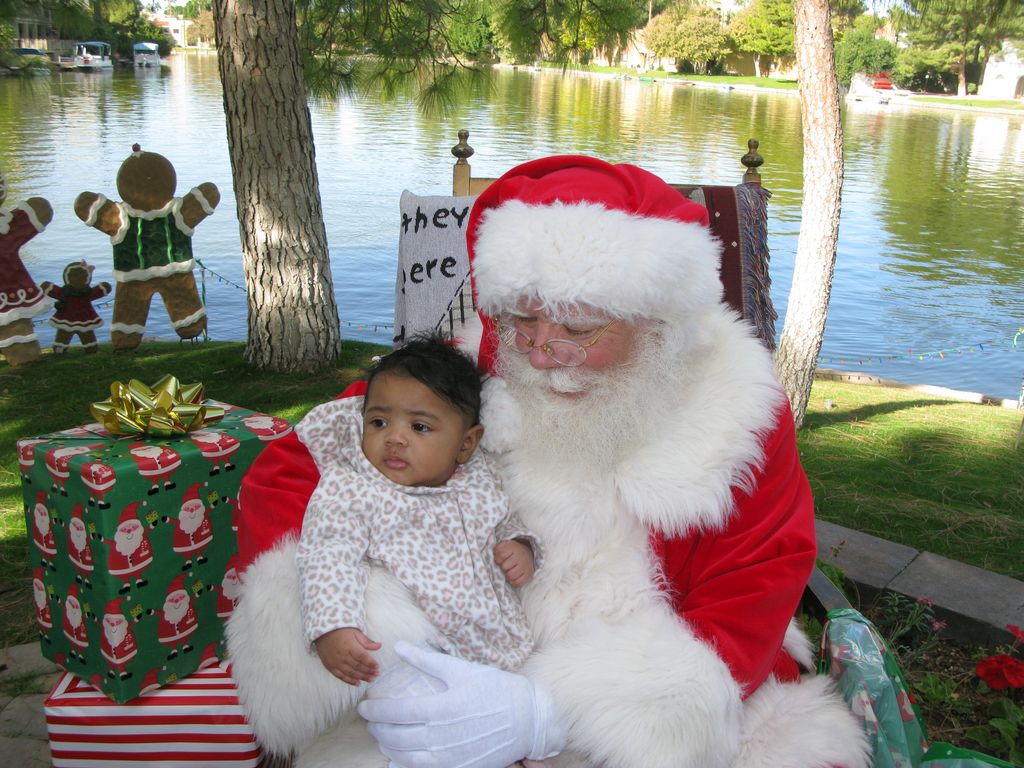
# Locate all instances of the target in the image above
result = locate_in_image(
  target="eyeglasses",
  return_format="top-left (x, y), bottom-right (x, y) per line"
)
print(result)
top-left (498, 316), bottom-right (614, 367)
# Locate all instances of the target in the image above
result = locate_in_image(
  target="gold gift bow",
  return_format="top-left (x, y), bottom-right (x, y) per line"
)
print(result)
top-left (90, 375), bottom-right (225, 437)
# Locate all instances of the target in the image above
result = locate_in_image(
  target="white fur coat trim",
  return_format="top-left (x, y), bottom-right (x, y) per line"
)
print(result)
top-left (472, 200), bottom-right (723, 322)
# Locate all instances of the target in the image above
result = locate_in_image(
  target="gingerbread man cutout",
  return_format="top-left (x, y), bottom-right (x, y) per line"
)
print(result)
top-left (0, 168), bottom-right (53, 365)
top-left (41, 261), bottom-right (112, 353)
top-left (74, 145), bottom-right (219, 350)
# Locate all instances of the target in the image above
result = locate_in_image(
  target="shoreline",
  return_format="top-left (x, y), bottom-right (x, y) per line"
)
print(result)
top-left (501, 62), bottom-right (1024, 116)
top-left (814, 367), bottom-right (1021, 410)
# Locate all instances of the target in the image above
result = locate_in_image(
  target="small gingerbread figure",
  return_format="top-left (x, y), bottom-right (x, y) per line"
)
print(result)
top-left (74, 144), bottom-right (219, 350)
top-left (0, 168), bottom-right (54, 365)
top-left (41, 261), bottom-right (112, 353)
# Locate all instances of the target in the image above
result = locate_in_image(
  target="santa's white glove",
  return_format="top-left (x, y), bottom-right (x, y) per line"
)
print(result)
top-left (358, 641), bottom-right (565, 768)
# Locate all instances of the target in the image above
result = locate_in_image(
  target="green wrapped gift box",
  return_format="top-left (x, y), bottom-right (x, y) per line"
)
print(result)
top-left (17, 400), bottom-right (292, 703)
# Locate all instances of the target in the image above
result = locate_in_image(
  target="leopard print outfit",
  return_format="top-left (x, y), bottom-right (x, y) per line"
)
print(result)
top-left (295, 398), bottom-right (537, 671)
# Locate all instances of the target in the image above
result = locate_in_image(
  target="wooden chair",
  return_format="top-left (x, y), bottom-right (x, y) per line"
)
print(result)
top-left (441, 129), bottom-right (777, 351)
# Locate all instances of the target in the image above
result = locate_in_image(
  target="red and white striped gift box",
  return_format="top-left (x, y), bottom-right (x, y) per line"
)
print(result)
top-left (44, 662), bottom-right (262, 767)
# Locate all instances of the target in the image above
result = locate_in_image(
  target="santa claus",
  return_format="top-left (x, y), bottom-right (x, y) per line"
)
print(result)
top-left (17, 438), bottom-right (47, 480)
top-left (189, 428), bottom-right (240, 475)
top-left (44, 443), bottom-right (99, 494)
top-left (33, 567), bottom-right (53, 637)
top-left (30, 491), bottom-right (57, 570)
top-left (66, 503), bottom-right (95, 587)
top-left (240, 413), bottom-right (293, 442)
top-left (216, 558), bottom-right (242, 619)
top-left (166, 482), bottom-right (214, 570)
top-left (100, 597), bottom-right (139, 679)
top-left (128, 441), bottom-right (181, 495)
top-left (80, 458), bottom-right (116, 509)
top-left (153, 574), bottom-right (198, 659)
top-left (226, 156), bottom-right (868, 767)
top-left (62, 582), bottom-right (89, 661)
top-left (100, 502), bottom-right (155, 594)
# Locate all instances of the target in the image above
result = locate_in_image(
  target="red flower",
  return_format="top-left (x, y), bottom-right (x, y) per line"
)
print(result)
top-left (976, 654), bottom-right (1024, 690)
top-left (1008, 624), bottom-right (1024, 644)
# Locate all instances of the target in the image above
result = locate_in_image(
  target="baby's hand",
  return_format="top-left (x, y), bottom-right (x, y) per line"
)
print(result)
top-left (315, 627), bottom-right (382, 686)
top-left (494, 539), bottom-right (535, 587)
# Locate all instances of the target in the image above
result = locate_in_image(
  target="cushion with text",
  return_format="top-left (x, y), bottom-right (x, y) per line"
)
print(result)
top-left (393, 191), bottom-right (477, 346)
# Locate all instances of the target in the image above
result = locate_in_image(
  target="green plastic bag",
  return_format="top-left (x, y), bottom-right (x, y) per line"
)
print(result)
top-left (919, 742), bottom-right (1016, 768)
top-left (820, 609), bottom-right (1017, 768)
top-left (821, 608), bottom-right (928, 768)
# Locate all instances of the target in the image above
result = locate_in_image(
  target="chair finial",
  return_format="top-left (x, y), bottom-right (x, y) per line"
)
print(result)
top-left (741, 138), bottom-right (763, 184)
top-left (452, 130), bottom-right (475, 165)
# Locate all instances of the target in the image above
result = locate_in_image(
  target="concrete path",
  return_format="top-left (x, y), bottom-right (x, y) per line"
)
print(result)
top-left (3, 520), bottom-right (1021, 764)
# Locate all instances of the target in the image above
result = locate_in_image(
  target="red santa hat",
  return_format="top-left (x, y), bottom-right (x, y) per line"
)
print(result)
top-left (167, 574), bottom-right (187, 596)
top-left (118, 501), bottom-right (144, 527)
top-left (70, 503), bottom-right (85, 522)
top-left (466, 155), bottom-right (721, 373)
top-left (182, 482), bottom-right (206, 507)
top-left (36, 490), bottom-right (47, 507)
top-left (66, 582), bottom-right (80, 602)
top-left (33, 566), bottom-right (45, 583)
top-left (104, 597), bottom-right (124, 616)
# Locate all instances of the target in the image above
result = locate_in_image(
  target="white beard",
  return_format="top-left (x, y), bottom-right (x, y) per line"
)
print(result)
top-left (69, 521), bottom-right (88, 552)
top-left (65, 600), bottom-right (82, 628)
top-left (115, 526), bottom-right (142, 557)
top-left (164, 594), bottom-right (189, 624)
top-left (179, 504), bottom-right (205, 535)
top-left (105, 618), bottom-right (128, 647)
top-left (495, 326), bottom-right (682, 471)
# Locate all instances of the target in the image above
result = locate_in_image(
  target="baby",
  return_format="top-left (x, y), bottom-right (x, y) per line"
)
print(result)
top-left (295, 335), bottom-right (539, 690)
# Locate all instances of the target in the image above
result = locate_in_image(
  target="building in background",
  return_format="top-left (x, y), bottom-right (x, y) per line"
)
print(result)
top-left (979, 40), bottom-right (1024, 100)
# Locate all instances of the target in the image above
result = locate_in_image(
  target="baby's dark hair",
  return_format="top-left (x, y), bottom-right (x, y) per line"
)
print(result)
top-left (365, 334), bottom-right (482, 425)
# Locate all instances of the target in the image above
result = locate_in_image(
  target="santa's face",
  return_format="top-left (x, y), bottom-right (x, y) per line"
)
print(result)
top-left (502, 300), bottom-right (638, 391)
top-left (192, 431), bottom-right (217, 446)
top-left (65, 595), bottom-right (82, 627)
top-left (34, 504), bottom-right (50, 533)
top-left (115, 518), bottom-right (144, 556)
top-left (34, 579), bottom-right (46, 608)
top-left (221, 568), bottom-right (241, 600)
top-left (498, 320), bottom-right (669, 469)
top-left (163, 589), bottom-right (190, 623)
top-left (244, 416), bottom-right (274, 430)
top-left (104, 613), bottom-right (128, 646)
top-left (69, 517), bottom-right (88, 550)
top-left (179, 499), bottom-right (205, 533)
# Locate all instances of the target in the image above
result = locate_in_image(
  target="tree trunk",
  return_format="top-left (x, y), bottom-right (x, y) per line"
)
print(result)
top-left (212, 0), bottom-right (342, 372)
top-left (774, 0), bottom-right (843, 428)
top-left (957, 49), bottom-right (968, 96)
top-left (753, 53), bottom-right (761, 77)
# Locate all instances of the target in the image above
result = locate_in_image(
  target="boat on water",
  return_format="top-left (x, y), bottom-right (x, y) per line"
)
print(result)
top-left (133, 42), bottom-right (162, 67)
top-left (56, 42), bottom-right (114, 72)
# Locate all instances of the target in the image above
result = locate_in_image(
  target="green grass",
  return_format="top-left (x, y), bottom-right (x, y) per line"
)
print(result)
top-left (1, 342), bottom-right (1021, 647)
top-left (909, 96), bottom-right (1024, 110)
top-left (799, 379), bottom-right (1024, 582)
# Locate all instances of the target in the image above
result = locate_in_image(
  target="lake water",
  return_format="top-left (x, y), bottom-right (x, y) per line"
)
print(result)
top-left (2, 53), bottom-right (1022, 400)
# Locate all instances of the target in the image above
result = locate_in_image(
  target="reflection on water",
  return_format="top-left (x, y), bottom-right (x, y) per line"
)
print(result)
top-left (2, 55), bottom-right (1022, 399)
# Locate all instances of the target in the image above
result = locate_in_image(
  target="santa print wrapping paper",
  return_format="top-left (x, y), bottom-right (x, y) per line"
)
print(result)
top-left (19, 400), bottom-right (293, 702)
top-left (44, 661), bottom-right (261, 767)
